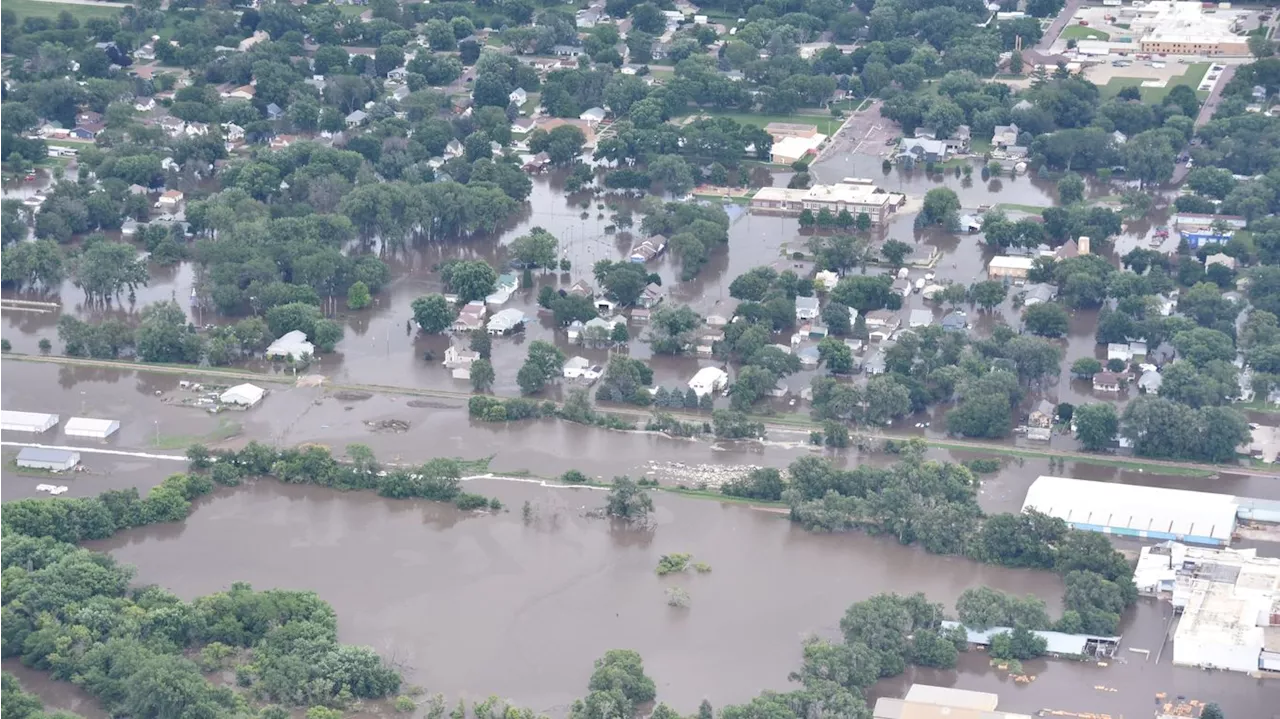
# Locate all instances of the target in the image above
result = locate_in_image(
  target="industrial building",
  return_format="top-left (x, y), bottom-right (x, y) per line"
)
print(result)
top-left (873, 684), bottom-right (1031, 719)
top-left (1022, 476), bottom-right (1238, 546)
top-left (220, 383), bottom-right (266, 407)
top-left (1132, 2), bottom-right (1250, 56)
top-left (749, 178), bottom-right (904, 226)
top-left (64, 417), bottom-right (121, 439)
top-left (16, 447), bottom-right (81, 472)
top-left (1134, 541), bottom-right (1280, 674)
top-left (1, 410), bottom-right (60, 433)
top-left (940, 620), bottom-right (1120, 659)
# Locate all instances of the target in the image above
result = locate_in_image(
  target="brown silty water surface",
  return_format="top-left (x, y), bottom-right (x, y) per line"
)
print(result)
top-left (83, 479), bottom-right (1274, 718)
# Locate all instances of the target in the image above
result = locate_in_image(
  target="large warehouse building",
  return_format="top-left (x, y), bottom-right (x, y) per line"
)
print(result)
top-left (1022, 476), bottom-right (1239, 546)
top-left (64, 416), bottom-right (120, 439)
top-left (1, 410), bottom-right (60, 433)
top-left (1135, 542), bottom-right (1280, 675)
top-left (1132, 1), bottom-right (1250, 56)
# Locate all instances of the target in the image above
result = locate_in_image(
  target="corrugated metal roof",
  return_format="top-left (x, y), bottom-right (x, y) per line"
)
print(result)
top-left (1022, 476), bottom-right (1238, 542)
top-left (16, 447), bottom-right (79, 464)
top-left (902, 685), bottom-right (997, 711)
top-left (940, 621), bottom-right (1119, 656)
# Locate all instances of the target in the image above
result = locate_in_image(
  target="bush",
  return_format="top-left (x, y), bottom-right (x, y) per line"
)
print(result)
top-left (561, 469), bottom-right (588, 483)
top-left (395, 696), bottom-right (417, 713)
top-left (963, 458), bottom-right (1001, 474)
top-left (454, 493), bottom-right (489, 510)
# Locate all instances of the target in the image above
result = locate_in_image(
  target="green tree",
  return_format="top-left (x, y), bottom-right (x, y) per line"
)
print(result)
top-left (347, 281), bottom-right (372, 310)
top-left (1074, 403), bottom-right (1119, 452)
top-left (441, 260), bottom-right (498, 303)
top-left (1022, 302), bottom-right (1069, 337)
top-left (1071, 357), bottom-right (1102, 377)
top-left (469, 358), bottom-right (495, 392)
top-left (818, 337), bottom-right (854, 374)
top-left (1057, 172), bottom-right (1085, 205)
top-left (469, 330), bottom-right (492, 359)
top-left (412, 294), bottom-right (455, 334)
top-left (604, 478), bottom-right (653, 520)
top-left (921, 187), bottom-right (960, 226)
top-left (880, 239), bottom-right (913, 268)
top-left (511, 227), bottom-right (559, 269)
top-left (72, 240), bottom-right (148, 304)
top-left (135, 301), bottom-right (204, 363)
top-left (969, 280), bottom-right (1008, 311)
top-left (517, 340), bottom-right (565, 394)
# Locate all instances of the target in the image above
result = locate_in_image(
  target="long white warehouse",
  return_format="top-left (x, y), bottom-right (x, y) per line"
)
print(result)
top-left (1, 411), bottom-right (60, 433)
top-left (64, 417), bottom-right (121, 439)
top-left (1022, 476), bottom-right (1238, 546)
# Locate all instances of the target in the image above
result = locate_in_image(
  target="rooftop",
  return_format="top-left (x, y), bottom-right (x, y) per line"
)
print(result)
top-left (1022, 476), bottom-right (1239, 543)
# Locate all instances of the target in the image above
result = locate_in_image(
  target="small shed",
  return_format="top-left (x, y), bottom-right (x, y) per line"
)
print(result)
top-left (220, 383), bottom-right (266, 407)
top-left (16, 447), bottom-right (81, 472)
top-left (64, 417), bottom-right (120, 439)
top-left (2, 411), bottom-right (60, 433)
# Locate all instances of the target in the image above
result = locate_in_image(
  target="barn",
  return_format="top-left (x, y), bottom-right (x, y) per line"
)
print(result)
top-left (64, 417), bottom-right (121, 439)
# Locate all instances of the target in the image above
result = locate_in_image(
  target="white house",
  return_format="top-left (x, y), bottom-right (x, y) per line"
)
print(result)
top-left (688, 367), bottom-right (729, 397)
top-left (156, 190), bottom-right (184, 208)
top-left (266, 330), bottom-right (315, 359)
top-left (16, 447), bottom-right (80, 472)
top-left (443, 345), bottom-right (479, 379)
top-left (563, 356), bottom-right (604, 381)
top-left (65, 417), bottom-right (120, 439)
top-left (795, 296), bottom-right (820, 321)
top-left (487, 308), bottom-right (527, 335)
top-left (345, 109), bottom-right (368, 128)
top-left (134, 97), bottom-right (156, 112)
top-left (579, 107), bottom-right (607, 125)
top-left (509, 87), bottom-right (528, 106)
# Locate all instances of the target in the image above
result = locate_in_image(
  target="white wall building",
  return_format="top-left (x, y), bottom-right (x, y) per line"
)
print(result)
top-left (266, 330), bottom-right (315, 359)
top-left (220, 383), bottom-right (266, 407)
top-left (1022, 476), bottom-right (1239, 546)
top-left (16, 447), bottom-right (81, 472)
top-left (64, 417), bottom-right (120, 439)
top-left (688, 367), bottom-right (729, 397)
top-left (1, 410), bottom-right (60, 433)
top-left (1134, 543), bottom-right (1280, 674)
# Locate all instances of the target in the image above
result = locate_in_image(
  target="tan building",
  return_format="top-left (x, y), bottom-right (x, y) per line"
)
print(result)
top-left (874, 685), bottom-right (1030, 719)
top-left (1134, 1), bottom-right (1251, 56)
top-left (987, 255), bottom-right (1035, 279)
top-left (749, 179), bottom-right (903, 226)
top-left (764, 122), bottom-right (818, 140)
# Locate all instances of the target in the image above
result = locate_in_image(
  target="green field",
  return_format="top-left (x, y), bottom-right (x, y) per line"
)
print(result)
top-left (1100, 62), bottom-right (1211, 102)
top-left (677, 110), bottom-right (843, 136)
top-left (1061, 25), bottom-right (1111, 41)
top-left (5, 0), bottom-right (126, 21)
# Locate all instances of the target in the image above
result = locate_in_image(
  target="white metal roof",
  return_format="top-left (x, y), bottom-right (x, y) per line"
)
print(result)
top-left (65, 417), bottom-right (120, 435)
top-left (220, 383), bottom-right (265, 406)
top-left (1022, 476), bottom-right (1238, 542)
top-left (1, 410), bottom-right (60, 432)
top-left (902, 684), bottom-right (998, 711)
top-left (988, 255), bottom-right (1036, 270)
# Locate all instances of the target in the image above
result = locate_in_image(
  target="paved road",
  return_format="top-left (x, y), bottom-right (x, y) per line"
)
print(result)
top-left (11, 353), bottom-right (1280, 478)
top-left (1170, 64), bottom-right (1236, 184)
top-left (1036, 0), bottom-right (1084, 52)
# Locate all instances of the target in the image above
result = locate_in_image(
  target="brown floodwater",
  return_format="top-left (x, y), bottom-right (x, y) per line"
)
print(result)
top-left (82, 479), bottom-right (1272, 718)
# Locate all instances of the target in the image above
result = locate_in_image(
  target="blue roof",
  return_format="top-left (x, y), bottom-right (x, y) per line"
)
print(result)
top-left (940, 620), bottom-right (1119, 656)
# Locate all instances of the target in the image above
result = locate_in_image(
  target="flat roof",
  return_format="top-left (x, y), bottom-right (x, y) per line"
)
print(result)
top-left (16, 447), bottom-right (79, 463)
top-left (1023, 476), bottom-right (1238, 542)
top-left (902, 685), bottom-right (998, 711)
top-left (988, 256), bottom-right (1036, 270)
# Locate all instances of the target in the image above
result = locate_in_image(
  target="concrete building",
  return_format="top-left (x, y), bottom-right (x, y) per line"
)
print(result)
top-left (2, 410), bottom-right (60, 433)
top-left (749, 179), bottom-right (902, 226)
top-left (688, 366), bottom-right (729, 397)
top-left (770, 134), bottom-right (827, 164)
top-left (987, 255), bottom-right (1035, 279)
top-left (1134, 542), bottom-right (1280, 674)
top-left (220, 383), bottom-right (265, 407)
top-left (16, 447), bottom-right (81, 472)
top-left (1134, 2), bottom-right (1250, 56)
top-left (1022, 476), bottom-right (1239, 546)
top-left (764, 122), bottom-right (819, 139)
top-left (873, 684), bottom-right (1032, 719)
top-left (64, 417), bottom-right (120, 439)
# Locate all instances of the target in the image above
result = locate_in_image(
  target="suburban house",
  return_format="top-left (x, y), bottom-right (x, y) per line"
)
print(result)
top-left (1205, 253), bottom-right (1237, 270)
top-left (486, 308), bottom-right (527, 335)
top-left (992, 123), bottom-right (1020, 148)
top-left (1028, 400), bottom-right (1056, 429)
top-left (892, 278), bottom-right (911, 297)
top-left (1092, 371), bottom-right (1124, 393)
top-left (629, 236), bottom-right (666, 263)
top-left (908, 309), bottom-right (933, 328)
top-left (795, 296), bottom-right (820, 321)
top-left (222, 85), bottom-right (255, 100)
top-left (865, 349), bottom-right (887, 375)
top-left (552, 45), bottom-right (582, 57)
top-left (579, 107), bottom-right (607, 125)
top-left (156, 190), bottom-right (184, 208)
top-left (1139, 369), bottom-right (1163, 394)
top-left (266, 103), bottom-right (284, 119)
top-left (1107, 342), bottom-right (1147, 363)
top-left (70, 123), bottom-right (104, 139)
top-left (134, 97), bottom-right (156, 112)
top-left (345, 110), bottom-right (368, 128)
top-left (898, 137), bottom-right (949, 164)
top-left (442, 345), bottom-right (479, 379)
top-left (1021, 283), bottom-right (1058, 306)
top-left (563, 356), bottom-right (604, 381)
top-left (451, 301), bottom-right (487, 332)
top-left (864, 310), bottom-right (900, 342)
top-left (509, 87), bottom-right (528, 106)
top-left (987, 255), bottom-right (1035, 280)
top-left (638, 284), bottom-right (664, 309)
top-left (445, 139), bottom-right (465, 158)
top-left (567, 280), bottom-right (594, 297)
top-left (941, 310), bottom-right (969, 333)
top-left (512, 118), bottom-right (536, 135)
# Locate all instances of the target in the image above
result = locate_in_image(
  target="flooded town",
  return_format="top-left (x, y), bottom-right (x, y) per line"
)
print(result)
top-left (3, 1), bottom-right (1280, 719)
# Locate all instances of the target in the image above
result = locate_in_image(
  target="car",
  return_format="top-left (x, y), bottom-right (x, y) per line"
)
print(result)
top-left (1080, 20), bottom-right (1089, 25)
top-left (885, 138), bottom-right (896, 145)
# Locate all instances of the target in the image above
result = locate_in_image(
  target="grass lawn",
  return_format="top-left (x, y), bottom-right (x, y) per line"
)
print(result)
top-left (1060, 25), bottom-right (1111, 41)
top-left (336, 4), bottom-right (365, 16)
top-left (5, 0), bottom-right (124, 21)
top-left (1101, 62), bottom-right (1211, 103)
top-left (679, 109), bottom-right (843, 136)
top-left (969, 138), bottom-right (993, 156)
top-left (995, 202), bottom-right (1050, 215)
